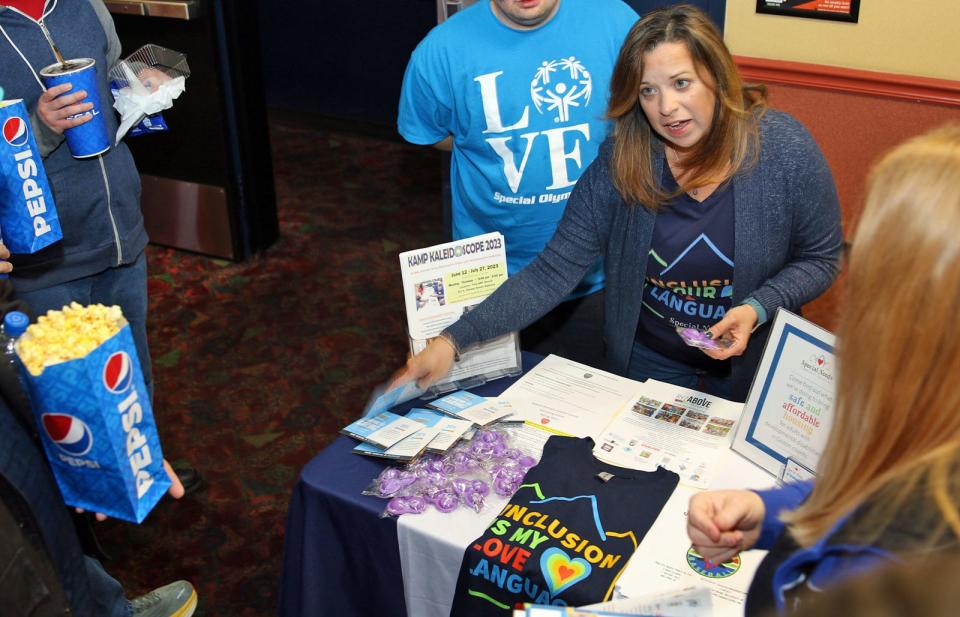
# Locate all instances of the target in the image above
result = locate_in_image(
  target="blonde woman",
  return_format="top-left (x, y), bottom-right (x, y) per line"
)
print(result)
top-left (687, 124), bottom-right (960, 615)
top-left (393, 5), bottom-right (843, 403)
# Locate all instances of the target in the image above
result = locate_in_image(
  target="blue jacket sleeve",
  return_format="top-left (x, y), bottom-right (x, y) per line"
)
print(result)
top-left (444, 148), bottom-right (609, 348)
top-left (754, 480), bottom-right (814, 549)
top-left (747, 115), bottom-right (844, 319)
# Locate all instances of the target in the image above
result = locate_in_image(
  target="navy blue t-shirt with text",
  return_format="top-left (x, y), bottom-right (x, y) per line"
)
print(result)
top-left (636, 164), bottom-right (735, 370)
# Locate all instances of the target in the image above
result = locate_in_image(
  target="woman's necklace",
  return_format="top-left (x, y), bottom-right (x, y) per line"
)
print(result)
top-left (669, 147), bottom-right (698, 196)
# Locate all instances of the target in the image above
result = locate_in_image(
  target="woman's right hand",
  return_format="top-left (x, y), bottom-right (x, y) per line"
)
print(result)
top-left (388, 336), bottom-right (457, 390)
top-left (687, 489), bottom-right (765, 564)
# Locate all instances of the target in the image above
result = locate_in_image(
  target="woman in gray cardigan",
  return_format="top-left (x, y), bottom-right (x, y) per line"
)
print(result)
top-left (395, 5), bottom-right (842, 403)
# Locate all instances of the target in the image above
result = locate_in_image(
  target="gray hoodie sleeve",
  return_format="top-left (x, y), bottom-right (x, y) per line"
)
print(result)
top-left (88, 0), bottom-right (122, 68)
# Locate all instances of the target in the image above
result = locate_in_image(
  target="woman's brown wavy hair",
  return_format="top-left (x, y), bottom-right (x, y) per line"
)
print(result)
top-left (607, 4), bottom-right (766, 209)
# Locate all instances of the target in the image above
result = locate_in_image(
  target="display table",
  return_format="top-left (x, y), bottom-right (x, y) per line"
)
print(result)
top-left (278, 353), bottom-right (543, 617)
top-left (279, 352), bottom-right (774, 617)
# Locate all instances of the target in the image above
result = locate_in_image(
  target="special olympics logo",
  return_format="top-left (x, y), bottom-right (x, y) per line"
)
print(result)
top-left (2, 116), bottom-right (29, 147)
top-left (686, 546), bottom-right (741, 579)
top-left (530, 56), bottom-right (592, 123)
top-left (103, 351), bottom-right (134, 394)
top-left (42, 413), bottom-right (94, 456)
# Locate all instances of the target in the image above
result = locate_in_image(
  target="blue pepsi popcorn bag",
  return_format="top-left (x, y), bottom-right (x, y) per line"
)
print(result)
top-left (16, 303), bottom-right (170, 523)
top-left (0, 99), bottom-right (63, 253)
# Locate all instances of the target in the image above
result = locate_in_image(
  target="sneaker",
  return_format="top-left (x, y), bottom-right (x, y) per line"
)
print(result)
top-left (130, 580), bottom-right (197, 617)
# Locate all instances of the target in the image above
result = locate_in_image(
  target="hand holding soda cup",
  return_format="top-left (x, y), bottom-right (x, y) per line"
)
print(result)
top-left (39, 58), bottom-right (110, 158)
top-left (36, 82), bottom-right (95, 134)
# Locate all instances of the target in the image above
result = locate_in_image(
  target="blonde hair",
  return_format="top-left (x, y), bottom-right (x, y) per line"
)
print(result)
top-left (783, 124), bottom-right (960, 548)
top-left (606, 4), bottom-right (766, 210)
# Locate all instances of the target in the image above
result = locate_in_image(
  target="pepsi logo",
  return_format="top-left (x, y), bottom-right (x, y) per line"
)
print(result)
top-left (2, 116), bottom-right (29, 147)
top-left (103, 351), bottom-right (134, 393)
top-left (42, 413), bottom-right (93, 456)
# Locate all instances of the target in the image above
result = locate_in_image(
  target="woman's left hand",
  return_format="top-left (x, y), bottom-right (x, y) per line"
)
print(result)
top-left (702, 305), bottom-right (758, 360)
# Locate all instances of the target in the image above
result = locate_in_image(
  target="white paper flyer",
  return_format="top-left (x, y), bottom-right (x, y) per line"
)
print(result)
top-left (399, 232), bottom-right (521, 392)
top-left (498, 354), bottom-right (643, 439)
top-left (592, 379), bottom-right (744, 489)
top-left (614, 483), bottom-right (766, 617)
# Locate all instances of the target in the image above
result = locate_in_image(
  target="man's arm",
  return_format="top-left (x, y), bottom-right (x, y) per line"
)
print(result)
top-left (89, 0), bottom-right (122, 69)
top-left (432, 136), bottom-right (453, 152)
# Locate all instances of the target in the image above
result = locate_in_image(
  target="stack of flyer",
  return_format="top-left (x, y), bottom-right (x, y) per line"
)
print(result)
top-left (341, 385), bottom-right (525, 461)
top-left (426, 390), bottom-right (516, 427)
top-left (342, 408), bottom-right (474, 461)
top-left (341, 381), bottom-right (469, 461)
top-left (399, 232), bottom-right (522, 395)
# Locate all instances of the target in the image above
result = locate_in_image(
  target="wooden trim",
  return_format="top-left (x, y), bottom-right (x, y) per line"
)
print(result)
top-left (734, 56), bottom-right (960, 107)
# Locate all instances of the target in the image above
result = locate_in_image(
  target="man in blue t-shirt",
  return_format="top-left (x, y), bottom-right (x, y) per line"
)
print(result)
top-left (398, 0), bottom-right (637, 369)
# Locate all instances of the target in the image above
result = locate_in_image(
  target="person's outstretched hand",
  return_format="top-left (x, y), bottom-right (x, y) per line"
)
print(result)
top-left (687, 489), bottom-right (765, 565)
top-left (703, 304), bottom-right (758, 360)
top-left (36, 83), bottom-right (93, 134)
top-left (77, 458), bottom-right (185, 521)
top-left (387, 336), bottom-right (456, 391)
top-left (0, 241), bottom-right (12, 274)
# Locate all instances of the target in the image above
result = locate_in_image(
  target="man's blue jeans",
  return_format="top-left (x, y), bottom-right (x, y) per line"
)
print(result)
top-left (1, 397), bottom-right (130, 617)
top-left (14, 251), bottom-right (153, 400)
top-left (628, 339), bottom-right (734, 400)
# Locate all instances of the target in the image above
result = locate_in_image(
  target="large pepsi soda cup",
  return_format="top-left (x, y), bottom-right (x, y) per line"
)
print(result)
top-left (19, 320), bottom-right (170, 523)
top-left (0, 99), bottom-right (63, 253)
top-left (39, 58), bottom-right (111, 158)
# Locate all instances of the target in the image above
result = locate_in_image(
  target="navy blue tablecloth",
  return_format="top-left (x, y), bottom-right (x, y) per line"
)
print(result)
top-left (278, 352), bottom-right (542, 617)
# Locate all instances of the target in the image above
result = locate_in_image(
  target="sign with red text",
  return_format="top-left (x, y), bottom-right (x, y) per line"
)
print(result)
top-left (732, 309), bottom-right (836, 478)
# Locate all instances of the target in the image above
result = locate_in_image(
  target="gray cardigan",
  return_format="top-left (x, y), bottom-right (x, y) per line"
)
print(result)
top-left (446, 110), bottom-right (843, 401)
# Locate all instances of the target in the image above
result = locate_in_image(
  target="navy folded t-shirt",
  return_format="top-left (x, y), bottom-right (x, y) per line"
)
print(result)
top-left (450, 436), bottom-right (679, 614)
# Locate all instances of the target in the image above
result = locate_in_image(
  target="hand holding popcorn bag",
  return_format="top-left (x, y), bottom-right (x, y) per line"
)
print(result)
top-left (16, 303), bottom-right (171, 523)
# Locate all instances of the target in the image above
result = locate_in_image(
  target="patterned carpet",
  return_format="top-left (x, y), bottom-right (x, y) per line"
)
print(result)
top-left (100, 118), bottom-right (445, 616)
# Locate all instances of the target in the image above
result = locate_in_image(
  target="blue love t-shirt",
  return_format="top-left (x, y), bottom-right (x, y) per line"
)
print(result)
top-left (636, 164), bottom-right (736, 369)
top-left (398, 0), bottom-right (638, 298)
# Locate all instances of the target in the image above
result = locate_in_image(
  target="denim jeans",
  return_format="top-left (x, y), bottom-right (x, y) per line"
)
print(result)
top-left (1, 397), bottom-right (130, 617)
top-left (13, 251), bottom-right (152, 401)
top-left (628, 339), bottom-right (734, 400)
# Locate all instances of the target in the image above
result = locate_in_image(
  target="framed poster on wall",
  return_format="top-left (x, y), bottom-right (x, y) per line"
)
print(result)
top-left (756, 0), bottom-right (860, 23)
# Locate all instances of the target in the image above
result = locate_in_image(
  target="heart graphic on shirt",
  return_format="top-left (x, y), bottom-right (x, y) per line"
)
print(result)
top-left (540, 547), bottom-right (592, 595)
top-left (541, 418), bottom-right (550, 425)
top-left (817, 355), bottom-right (824, 366)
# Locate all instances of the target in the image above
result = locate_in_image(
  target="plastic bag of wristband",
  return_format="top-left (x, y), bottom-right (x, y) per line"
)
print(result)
top-left (371, 428), bottom-right (538, 517)
top-left (16, 303), bottom-right (170, 523)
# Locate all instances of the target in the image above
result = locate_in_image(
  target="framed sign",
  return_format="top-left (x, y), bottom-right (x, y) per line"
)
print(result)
top-left (756, 0), bottom-right (860, 23)
top-left (732, 309), bottom-right (836, 478)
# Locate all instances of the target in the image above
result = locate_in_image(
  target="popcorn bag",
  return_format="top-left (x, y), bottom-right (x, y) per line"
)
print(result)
top-left (0, 99), bottom-right (63, 253)
top-left (17, 304), bottom-right (170, 523)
